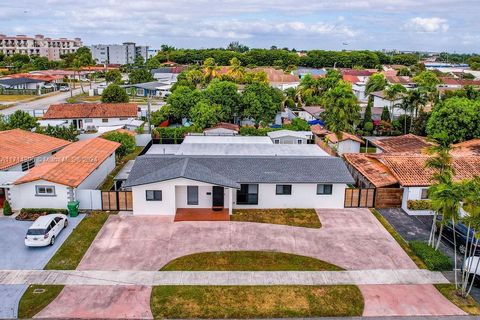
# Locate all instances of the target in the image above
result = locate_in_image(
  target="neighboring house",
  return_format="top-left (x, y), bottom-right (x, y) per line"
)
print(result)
top-left (203, 123), bottom-right (240, 136)
top-left (267, 130), bottom-right (313, 144)
top-left (42, 103), bottom-right (140, 131)
top-left (0, 77), bottom-right (45, 90)
top-left (292, 68), bottom-right (327, 79)
top-left (9, 138), bottom-right (120, 210)
top-left (122, 81), bottom-right (172, 98)
top-left (0, 129), bottom-right (71, 172)
top-left (149, 135), bottom-right (329, 157)
top-left (311, 125), bottom-right (363, 156)
top-left (343, 75), bottom-right (369, 102)
top-left (344, 135), bottom-right (480, 215)
top-left (370, 90), bottom-right (406, 117)
top-left (151, 66), bottom-right (186, 83)
top-left (366, 134), bottom-right (432, 154)
top-left (385, 76), bottom-right (416, 89)
top-left (295, 106), bottom-right (324, 122)
top-left (251, 67), bottom-right (300, 90)
top-left (124, 155), bottom-right (355, 215)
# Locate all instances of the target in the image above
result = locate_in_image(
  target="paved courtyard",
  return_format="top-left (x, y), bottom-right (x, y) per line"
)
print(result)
top-left (0, 215), bottom-right (84, 319)
top-left (33, 209), bottom-right (465, 318)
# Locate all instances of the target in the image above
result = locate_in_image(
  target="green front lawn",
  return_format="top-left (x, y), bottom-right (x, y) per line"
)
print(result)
top-left (161, 251), bottom-right (342, 271)
top-left (99, 146), bottom-right (143, 191)
top-left (18, 285), bottom-right (64, 319)
top-left (151, 285), bottom-right (364, 319)
top-left (44, 211), bottom-right (113, 270)
top-left (232, 209), bottom-right (321, 228)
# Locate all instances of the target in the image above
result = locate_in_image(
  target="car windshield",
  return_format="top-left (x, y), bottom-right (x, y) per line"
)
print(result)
top-left (26, 228), bottom-right (46, 236)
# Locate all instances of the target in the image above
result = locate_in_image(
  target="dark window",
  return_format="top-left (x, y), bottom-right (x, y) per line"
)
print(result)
top-left (421, 189), bottom-right (428, 199)
top-left (26, 228), bottom-right (46, 236)
top-left (236, 184), bottom-right (258, 205)
top-left (274, 139), bottom-right (280, 144)
top-left (146, 190), bottom-right (162, 201)
top-left (276, 184), bottom-right (292, 195)
top-left (102, 118), bottom-right (109, 123)
top-left (317, 184), bottom-right (333, 195)
top-left (21, 159), bottom-right (35, 171)
top-left (187, 186), bottom-right (199, 205)
top-left (297, 139), bottom-right (303, 144)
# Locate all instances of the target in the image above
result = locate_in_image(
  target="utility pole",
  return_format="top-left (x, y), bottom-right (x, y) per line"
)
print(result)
top-left (147, 92), bottom-right (152, 134)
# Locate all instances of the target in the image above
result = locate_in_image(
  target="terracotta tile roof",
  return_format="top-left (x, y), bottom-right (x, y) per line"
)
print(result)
top-left (0, 129), bottom-right (71, 170)
top-left (381, 155), bottom-right (480, 187)
top-left (372, 134), bottom-right (432, 154)
top-left (341, 69), bottom-right (375, 77)
top-left (15, 138), bottom-right (120, 187)
top-left (7, 73), bottom-right (63, 82)
top-left (452, 139), bottom-right (480, 156)
top-left (44, 103), bottom-right (138, 119)
top-left (385, 76), bottom-right (414, 85)
top-left (344, 153), bottom-right (398, 187)
top-left (251, 67), bottom-right (299, 83)
top-left (326, 132), bottom-right (364, 144)
top-left (343, 75), bottom-right (361, 84)
top-left (310, 124), bottom-right (329, 136)
top-left (204, 122), bottom-right (239, 132)
top-left (440, 77), bottom-right (462, 86)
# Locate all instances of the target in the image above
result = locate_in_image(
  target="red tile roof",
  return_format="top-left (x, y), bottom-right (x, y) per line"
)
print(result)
top-left (341, 69), bottom-right (375, 77)
top-left (326, 132), bottom-right (364, 144)
top-left (15, 138), bottom-right (120, 187)
top-left (344, 153), bottom-right (398, 187)
top-left (44, 103), bottom-right (138, 119)
top-left (452, 139), bottom-right (480, 156)
top-left (385, 76), bottom-right (414, 85)
top-left (0, 129), bottom-right (71, 170)
top-left (372, 134), bottom-right (432, 154)
top-left (251, 67), bottom-right (299, 83)
top-left (343, 75), bottom-right (361, 84)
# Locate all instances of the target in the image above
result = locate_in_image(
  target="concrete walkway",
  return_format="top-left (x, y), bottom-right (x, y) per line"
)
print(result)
top-left (0, 269), bottom-right (449, 286)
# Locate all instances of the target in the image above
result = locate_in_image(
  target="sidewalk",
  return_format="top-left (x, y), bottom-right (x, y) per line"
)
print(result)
top-left (0, 269), bottom-right (449, 286)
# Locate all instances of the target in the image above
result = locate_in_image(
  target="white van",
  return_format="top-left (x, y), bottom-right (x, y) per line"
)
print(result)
top-left (25, 214), bottom-right (68, 247)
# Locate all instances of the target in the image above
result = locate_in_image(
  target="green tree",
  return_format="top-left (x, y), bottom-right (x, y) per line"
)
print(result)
top-left (226, 57), bottom-right (245, 82)
top-left (426, 98), bottom-right (480, 144)
top-left (2, 110), bottom-right (37, 131)
top-left (2, 200), bottom-right (12, 216)
top-left (102, 131), bottom-right (136, 158)
top-left (410, 110), bottom-right (431, 136)
top-left (38, 124), bottom-right (79, 142)
top-left (365, 73), bottom-right (387, 96)
top-left (381, 106), bottom-right (391, 122)
top-left (101, 84), bottom-right (130, 103)
top-left (241, 83), bottom-right (281, 127)
top-left (363, 96), bottom-right (373, 126)
top-left (413, 71), bottom-right (441, 92)
top-left (128, 68), bottom-right (154, 84)
top-left (203, 79), bottom-right (241, 121)
top-left (105, 70), bottom-right (122, 84)
top-left (203, 57), bottom-right (220, 82)
top-left (385, 84), bottom-right (407, 115)
top-left (166, 86), bottom-right (203, 120)
top-left (320, 81), bottom-right (360, 135)
top-left (191, 101), bottom-right (221, 130)
top-left (185, 69), bottom-right (204, 88)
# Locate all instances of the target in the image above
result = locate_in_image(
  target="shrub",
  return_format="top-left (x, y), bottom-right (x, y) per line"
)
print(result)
top-left (407, 200), bottom-right (431, 210)
top-left (101, 84), bottom-right (129, 103)
top-left (3, 200), bottom-right (12, 216)
top-left (239, 126), bottom-right (275, 136)
top-left (16, 208), bottom-right (69, 221)
top-left (409, 241), bottom-right (452, 271)
top-left (363, 121), bottom-right (373, 133)
top-left (102, 131), bottom-right (136, 157)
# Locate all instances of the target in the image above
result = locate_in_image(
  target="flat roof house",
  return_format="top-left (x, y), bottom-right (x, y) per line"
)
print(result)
top-left (42, 103), bottom-right (139, 131)
top-left (125, 155), bottom-right (355, 216)
top-left (267, 130), bottom-right (313, 144)
top-left (0, 77), bottom-right (45, 90)
top-left (9, 138), bottom-right (120, 210)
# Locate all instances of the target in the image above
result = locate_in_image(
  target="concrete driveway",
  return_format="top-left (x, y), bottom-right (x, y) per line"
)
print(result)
top-left (0, 215), bottom-right (84, 319)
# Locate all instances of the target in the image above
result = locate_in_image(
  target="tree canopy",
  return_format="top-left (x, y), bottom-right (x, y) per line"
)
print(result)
top-left (101, 84), bottom-right (130, 103)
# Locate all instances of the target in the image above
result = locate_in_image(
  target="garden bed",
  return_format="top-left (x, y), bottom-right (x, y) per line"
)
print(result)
top-left (231, 209), bottom-right (321, 228)
top-left (16, 208), bottom-right (69, 221)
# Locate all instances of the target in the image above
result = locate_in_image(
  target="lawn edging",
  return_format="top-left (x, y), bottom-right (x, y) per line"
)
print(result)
top-left (370, 209), bottom-right (427, 269)
top-left (44, 211), bottom-right (114, 270)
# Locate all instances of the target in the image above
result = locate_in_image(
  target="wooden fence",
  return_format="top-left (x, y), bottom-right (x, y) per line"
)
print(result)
top-left (344, 188), bottom-right (375, 208)
top-left (101, 191), bottom-right (133, 211)
top-left (375, 188), bottom-right (404, 208)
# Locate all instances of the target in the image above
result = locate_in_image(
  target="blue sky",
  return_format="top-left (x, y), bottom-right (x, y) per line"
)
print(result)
top-left (1, 0), bottom-right (479, 53)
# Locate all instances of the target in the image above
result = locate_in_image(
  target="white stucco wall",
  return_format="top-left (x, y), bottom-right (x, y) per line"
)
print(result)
top-left (2, 149), bottom-right (64, 172)
top-left (9, 180), bottom-right (72, 210)
top-left (131, 179), bottom-right (347, 215)
top-left (60, 117), bottom-right (137, 130)
top-left (271, 136), bottom-right (308, 144)
top-left (373, 96), bottom-right (404, 117)
top-left (401, 186), bottom-right (433, 216)
top-left (336, 140), bottom-right (361, 155)
top-left (76, 153), bottom-right (116, 190)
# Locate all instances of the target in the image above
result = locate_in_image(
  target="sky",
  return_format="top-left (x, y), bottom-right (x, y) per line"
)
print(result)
top-left (1, 0), bottom-right (479, 53)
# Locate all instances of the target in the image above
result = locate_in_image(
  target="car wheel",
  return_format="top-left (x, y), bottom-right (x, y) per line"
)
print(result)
top-left (64, 219), bottom-right (68, 228)
top-left (50, 236), bottom-right (55, 246)
top-left (459, 244), bottom-right (466, 254)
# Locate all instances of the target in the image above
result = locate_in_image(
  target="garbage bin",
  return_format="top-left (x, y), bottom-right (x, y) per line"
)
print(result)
top-left (67, 201), bottom-right (80, 217)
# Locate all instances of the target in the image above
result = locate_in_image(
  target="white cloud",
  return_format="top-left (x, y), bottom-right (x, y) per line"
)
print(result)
top-left (405, 17), bottom-right (449, 33)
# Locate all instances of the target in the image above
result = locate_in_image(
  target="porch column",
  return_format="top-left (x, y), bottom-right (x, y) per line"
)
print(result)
top-left (228, 187), bottom-right (233, 215)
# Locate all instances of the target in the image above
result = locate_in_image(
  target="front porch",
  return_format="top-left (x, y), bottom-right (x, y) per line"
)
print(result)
top-left (174, 208), bottom-right (230, 222)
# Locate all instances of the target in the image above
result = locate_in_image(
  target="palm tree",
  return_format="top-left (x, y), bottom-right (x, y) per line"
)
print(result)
top-left (384, 84), bottom-right (407, 116)
top-left (227, 57), bottom-right (245, 82)
top-left (365, 73), bottom-right (387, 96)
top-left (203, 58), bottom-right (220, 82)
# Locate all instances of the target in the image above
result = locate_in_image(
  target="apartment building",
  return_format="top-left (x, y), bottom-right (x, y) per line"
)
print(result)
top-left (91, 42), bottom-right (149, 65)
top-left (0, 34), bottom-right (82, 61)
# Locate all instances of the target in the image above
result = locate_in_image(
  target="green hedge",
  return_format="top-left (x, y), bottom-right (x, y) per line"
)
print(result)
top-left (407, 200), bottom-right (431, 210)
top-left (409, 241), bottom-right (452, 271)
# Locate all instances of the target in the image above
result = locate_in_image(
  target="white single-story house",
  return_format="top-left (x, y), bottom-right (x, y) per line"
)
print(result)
top-left (202, 123), bottom-right (240, 136)
top-left (6, 138), bottom-right (120, 210)
top-left (124, 155), bottom-right (355, 215)
top-left (311, 125), bottom-right (363, 156)
top-left (42, 103), bottom-right (140, 131)
top-left (122, 81), bottom-right (172, 98)
top-left (295, 106), bottom-right (324, 122)
top-left (267, 130), bottom-right (313, 144)
top-left (0, 77), bottom-right (45, 90)
top-left (370, 90), bottom-right (406, 118)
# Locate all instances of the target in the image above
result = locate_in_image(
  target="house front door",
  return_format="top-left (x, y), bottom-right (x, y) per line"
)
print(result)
top-left (212, 186), bottom-right (224, 209)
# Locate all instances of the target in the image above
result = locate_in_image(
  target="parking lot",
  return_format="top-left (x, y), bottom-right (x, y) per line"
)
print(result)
top-left (0, 215), bottom-right (84, 319)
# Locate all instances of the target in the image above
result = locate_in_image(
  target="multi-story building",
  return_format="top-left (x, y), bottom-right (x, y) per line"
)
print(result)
top-left (91, 42), bottom-right (150, 65)
top-left (0, 34), bottom-right (82, 61)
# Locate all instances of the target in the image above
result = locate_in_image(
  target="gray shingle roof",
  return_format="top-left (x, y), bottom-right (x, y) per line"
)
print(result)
top-left (0, 77), bottom-right (44, 86)
top-left (125, 155), bottom-right (354, 188)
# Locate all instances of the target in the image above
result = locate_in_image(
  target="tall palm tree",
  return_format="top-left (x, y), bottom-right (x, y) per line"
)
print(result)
top-left (384, 84), bottom-right (407, 116)
top-left (203, 58), bottom-right (220, 82)
top-left (365, 73), bottom-right (387, 96)
top-left (227, 57), bottom-right (245, 82)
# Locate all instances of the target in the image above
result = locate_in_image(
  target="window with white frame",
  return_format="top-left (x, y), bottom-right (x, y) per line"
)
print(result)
top-left (35, 185), bottom-right (56, 196)
top-left (317, 184), bottom-right (333, 195)
top-left (146, 190), bottom-right (162, 201)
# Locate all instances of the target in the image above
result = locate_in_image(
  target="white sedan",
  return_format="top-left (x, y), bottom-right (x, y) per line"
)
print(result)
top-left (25, 214), bottom-right (68, 247)
top-left (464, 256), bottom-right (480, 286)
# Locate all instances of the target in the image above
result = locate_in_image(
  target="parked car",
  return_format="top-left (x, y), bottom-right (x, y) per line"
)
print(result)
top-left (43, 83), bottom-right (56, 89)
top-left (438, 221), bottom-right (480, 255)
top-left (463, 256), bottom-right (480, 287)
top-left (59, 85), bottom-right (70, 92)
top-left (24, 214), bottom-right (68, 247)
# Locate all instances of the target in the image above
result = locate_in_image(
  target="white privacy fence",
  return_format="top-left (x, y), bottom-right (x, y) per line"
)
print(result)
top-left (75, 189), bottom-right (102, 210)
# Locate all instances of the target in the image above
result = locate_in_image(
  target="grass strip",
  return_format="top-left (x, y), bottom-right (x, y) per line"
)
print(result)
top-left (18, 285), bottom-right (64, 319)
top-left (232, 209), bottom-right (321, 228)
